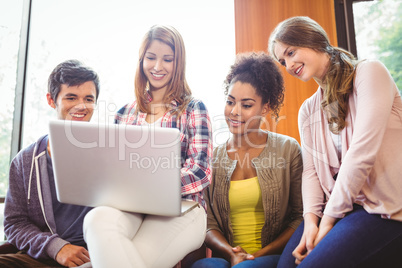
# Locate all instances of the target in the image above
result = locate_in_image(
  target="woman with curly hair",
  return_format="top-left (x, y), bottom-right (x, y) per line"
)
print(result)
top-left (269, 16), bottom-right (402, 268)
top-left (192, 52), bottom-right (303, 268)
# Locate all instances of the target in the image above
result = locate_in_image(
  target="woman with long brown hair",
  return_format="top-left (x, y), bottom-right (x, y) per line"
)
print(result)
top-left (83, 25), bottom-right (213, 268)
top-left (269, 16), bottom-right (402, 268)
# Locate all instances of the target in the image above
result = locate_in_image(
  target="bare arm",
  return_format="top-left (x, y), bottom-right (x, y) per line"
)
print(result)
top-left (253, 227), bottom-right (295, 258)
top-left (205, 229), bottom-right (253, 266)
top-left (293, 213), bottom-right (320, 265)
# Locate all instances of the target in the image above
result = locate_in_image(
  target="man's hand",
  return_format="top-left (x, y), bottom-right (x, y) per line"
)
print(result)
top-left (55, 244), bottom-right (90, 267)
top-left (230, 246), bottom-right (254, 266)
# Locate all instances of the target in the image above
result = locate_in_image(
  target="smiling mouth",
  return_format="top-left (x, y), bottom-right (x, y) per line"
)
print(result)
top-left (227, 118), bottom-right (244, 126)
top-left (151, 73), bottom-right (165, 78)
top-left (70, 113), bottom-right (86, 119)
top-left (295, 65), bottom-right (303, 75)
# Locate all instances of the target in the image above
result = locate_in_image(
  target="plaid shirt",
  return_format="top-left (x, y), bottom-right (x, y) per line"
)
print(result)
top-left (115, 95), bottom-right (213, 210)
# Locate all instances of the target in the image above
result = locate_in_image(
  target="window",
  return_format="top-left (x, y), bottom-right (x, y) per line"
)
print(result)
top-left (0, 0), bottom-right (24, 237)
top-left (2, 0), bottom-right (235, 239)
top-left (22, 0), bottom-right (235, 148)
top-left (353, 0), bottom-right (402, 94)
top-left (334, 0), bottom-right (401, 94)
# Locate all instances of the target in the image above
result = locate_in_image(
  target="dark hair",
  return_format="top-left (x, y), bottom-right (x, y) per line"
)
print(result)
top-left (48, 59), bottom-right (100, 102)
top-left (269, 16), bottom-right (358, 133)
top-left (224, 52), bottom-right (284, 119)
top-left (135, 25), bottom-right (192, 115)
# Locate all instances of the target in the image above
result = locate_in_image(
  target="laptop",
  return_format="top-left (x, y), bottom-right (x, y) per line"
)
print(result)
top-left (48, 120), bottom-right (198, 217)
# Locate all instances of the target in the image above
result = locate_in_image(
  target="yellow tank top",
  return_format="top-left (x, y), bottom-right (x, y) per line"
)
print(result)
top-left (229, 176), bottom-right (264, 254)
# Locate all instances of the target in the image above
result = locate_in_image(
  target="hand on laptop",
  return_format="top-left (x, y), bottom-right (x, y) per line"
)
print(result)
top-left (56, 244), bottom-right (90, 267)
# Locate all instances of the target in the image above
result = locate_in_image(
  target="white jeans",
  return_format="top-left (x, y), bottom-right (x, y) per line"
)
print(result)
top-left (83, 205), bottom-right (206, 268)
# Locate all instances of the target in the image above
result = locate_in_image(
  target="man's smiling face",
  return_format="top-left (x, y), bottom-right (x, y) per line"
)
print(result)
top-left (47, 80), bottom-right (97, 121)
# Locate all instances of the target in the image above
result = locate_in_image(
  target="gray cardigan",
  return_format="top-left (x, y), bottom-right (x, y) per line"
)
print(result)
top-left (5, 135), bottom-right (74, 260)
top-left (206, 131), bottom-right (303, 248)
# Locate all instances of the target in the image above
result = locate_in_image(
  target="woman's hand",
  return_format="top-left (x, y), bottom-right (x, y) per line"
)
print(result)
top-left (293, 213), bottom-right (319, 265)
top-left (205, 230), bottom-right (254, 266)
top-left (230, 246), bottom-right (254, 266)
top-left (292, 224), bottom-right (318, 265)
top-left (314, 215), bottom-right (337, 247)
top-left (292, 232), bottom-right (307, 265)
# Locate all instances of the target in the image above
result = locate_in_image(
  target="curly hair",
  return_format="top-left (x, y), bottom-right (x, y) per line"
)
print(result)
top-left (224, 52), bottom-right (284, 119)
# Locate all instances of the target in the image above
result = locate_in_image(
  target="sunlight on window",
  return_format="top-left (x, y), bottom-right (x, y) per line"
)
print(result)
top-left (1, 0), bottom-right (235, 240)
top-left (0, 0), bottom-right (23, 239)
top-left (23, 0), bottom-right (235, 148)
top-left (353, 0), bottom-right (401, 93)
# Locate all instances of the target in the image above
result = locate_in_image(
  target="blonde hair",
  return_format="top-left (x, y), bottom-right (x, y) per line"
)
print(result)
top-left (135, 25), bottom-right (192, 115)
top-left (269, 16), bottom-right (358, 133)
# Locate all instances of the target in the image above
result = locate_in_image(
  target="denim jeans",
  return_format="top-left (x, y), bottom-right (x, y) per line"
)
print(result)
top-left (278, 205), bottom-right (402, 268)
top-left (191, 255), bottom-right (280, 268)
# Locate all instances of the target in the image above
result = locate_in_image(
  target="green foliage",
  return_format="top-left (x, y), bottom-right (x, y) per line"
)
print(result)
top-left (354, 0), bottom-right (402, 95)
top-left (376, 3), bottom-right (402, 94)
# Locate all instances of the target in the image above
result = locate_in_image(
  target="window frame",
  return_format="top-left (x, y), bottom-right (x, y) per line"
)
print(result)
top-left (10, 0), bottom-right (31, 164)
top-left (0, 0), bottom-right (31, 203)
top-left (334, 0), bottom-right (374, 57)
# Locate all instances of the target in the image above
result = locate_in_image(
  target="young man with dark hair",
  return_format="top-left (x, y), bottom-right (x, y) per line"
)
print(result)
top-left (1, 60), bottom-right (100, 267)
